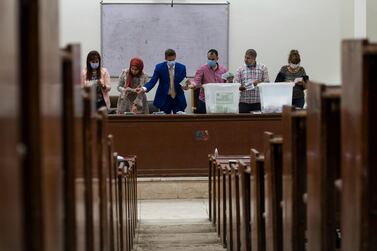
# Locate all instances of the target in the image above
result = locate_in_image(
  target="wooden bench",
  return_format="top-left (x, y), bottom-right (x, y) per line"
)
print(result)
top-left (209, 155), bottom-right (249, 226)
top-left (281, 106), bottom-right (307, 251)
top-left (250, 148), bottom-right (266, 251)
top-left (61, 43), bottom-right (83, 251)
top-left (341, 39), bottom-right (377, 251)
top-left (211, 156), bottom-right (249, 249)
top-left (306, 83), bottom-right (342, 251)
top-left (264, 132), bottom-right (284, 251)
top-left (230, 159), bottom-right (251, 251)
top-left (237, 160), bottom-right (252, 251)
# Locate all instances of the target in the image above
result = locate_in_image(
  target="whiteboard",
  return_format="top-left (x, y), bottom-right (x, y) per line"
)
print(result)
top-left (101, 2), bottom-right (229, 77)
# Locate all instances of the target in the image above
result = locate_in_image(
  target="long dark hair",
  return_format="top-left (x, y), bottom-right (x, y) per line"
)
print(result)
top-left (86, 50), bottom-right (102, 80)
top-left (288, 50), bottom-right (301, 64)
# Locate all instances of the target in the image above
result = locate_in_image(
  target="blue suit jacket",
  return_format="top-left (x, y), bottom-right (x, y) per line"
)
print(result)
top-left (144, 62), bottom-right (187, 109)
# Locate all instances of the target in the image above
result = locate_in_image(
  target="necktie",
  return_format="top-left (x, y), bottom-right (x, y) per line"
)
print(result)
top-left (169, 65), bottom-right (176, 98)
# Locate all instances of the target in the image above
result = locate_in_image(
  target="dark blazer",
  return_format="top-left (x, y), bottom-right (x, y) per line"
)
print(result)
top-left (144, 62), bottom-right (187, 109)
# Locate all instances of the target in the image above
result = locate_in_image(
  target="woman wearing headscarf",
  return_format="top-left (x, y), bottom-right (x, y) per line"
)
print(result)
top-left (117, 57), bottom-right (149, 114)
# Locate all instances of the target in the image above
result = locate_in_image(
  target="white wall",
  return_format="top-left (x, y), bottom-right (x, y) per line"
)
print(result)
top-left (59, 0), bottom-right (356, 109)
top-left (367, 0), bottom-right (377, 41)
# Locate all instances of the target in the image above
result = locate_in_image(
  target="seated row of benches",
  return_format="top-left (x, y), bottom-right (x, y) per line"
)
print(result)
top-left (208, 39), bottom-right (377, 251)
top-left (63, 44), bottom-right (139, 251)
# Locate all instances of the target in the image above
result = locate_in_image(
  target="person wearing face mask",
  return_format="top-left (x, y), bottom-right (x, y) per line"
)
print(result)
top-left (116, 57), bottom-right (149, 114)
top-left (136, 49), bottom-right (188, 114)
top-left (275, 50), bottom-right (308, 108)
top-left (80, 50), bottom-right (111, 109)
top-left (188, 49), bottom-right (228, 114)
top-left (234, 49), bottom-right (269, 113)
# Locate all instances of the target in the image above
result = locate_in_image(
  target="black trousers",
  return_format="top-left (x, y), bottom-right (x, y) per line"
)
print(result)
top-left (239, 102), bottom-right (261, 113)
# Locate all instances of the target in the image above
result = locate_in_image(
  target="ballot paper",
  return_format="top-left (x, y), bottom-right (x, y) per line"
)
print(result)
top-left (294, 77), bottom-right (303, 83)
top-left (125, 87), bottom-right (137, 93)
top-left (221, 72), bottom-right (234, 81)
top-left (244, 80), bottom-right (255, 91)
top-left (179, 77), bottom-right (189, 87)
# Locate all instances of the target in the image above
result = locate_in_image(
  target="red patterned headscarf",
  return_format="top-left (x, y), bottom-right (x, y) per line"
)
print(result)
top-left (126, 57), bottom-right (144, 88)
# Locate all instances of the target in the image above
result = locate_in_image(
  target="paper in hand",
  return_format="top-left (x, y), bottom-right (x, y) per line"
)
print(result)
top-left (244, 80), bottom-right (255, 90)
top-left (221, 72), bottom-right (234, 81)
top-left (294, 77), bottom-right (303, 83)
top-left (179, 77), bottom-right (189, 87)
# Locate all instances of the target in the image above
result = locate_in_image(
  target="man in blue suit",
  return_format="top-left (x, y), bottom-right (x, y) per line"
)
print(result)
top-left (136, 49), bottom-right (188, 114)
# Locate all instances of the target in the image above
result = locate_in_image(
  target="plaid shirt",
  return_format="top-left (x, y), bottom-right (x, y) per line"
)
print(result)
top-left (234, 63), bottom-right (269, 104)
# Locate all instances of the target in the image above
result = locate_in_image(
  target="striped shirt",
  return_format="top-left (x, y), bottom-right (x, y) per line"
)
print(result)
top-left (234, 63), bottom-right (269, 104)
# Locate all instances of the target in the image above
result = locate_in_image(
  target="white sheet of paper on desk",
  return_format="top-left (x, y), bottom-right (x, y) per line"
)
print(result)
top-left (179, 77), bottom-right (189, 87)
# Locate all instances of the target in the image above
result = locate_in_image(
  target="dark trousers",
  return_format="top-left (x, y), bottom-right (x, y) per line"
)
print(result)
top-left (239, 102), bottom-right (261, 113)
top-left (159, 95), bottom-right (185, 114)
top-left (196, 100), bottom-right (207, 114)
top-left (96, 99), bottom-right (107, 110)
top-left (292, 97), bottom-right (305, 108)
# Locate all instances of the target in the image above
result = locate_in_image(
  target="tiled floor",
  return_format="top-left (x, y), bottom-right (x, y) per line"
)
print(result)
top-left (138, 199), bottom-right (209, 221)
top-left (135, 199), bottom-right (225, 250)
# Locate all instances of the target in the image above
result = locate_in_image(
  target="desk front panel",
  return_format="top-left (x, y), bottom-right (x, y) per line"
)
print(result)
top-left (108, 114), bottom-right (282, 176)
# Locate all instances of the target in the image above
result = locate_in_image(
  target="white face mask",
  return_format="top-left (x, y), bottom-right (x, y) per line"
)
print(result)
top-left (289, 63), bottom-right (300, 69)
top-left (167, 60), bottom-right (175, 67)
top-left (90, 62), bottom-right (99, 69)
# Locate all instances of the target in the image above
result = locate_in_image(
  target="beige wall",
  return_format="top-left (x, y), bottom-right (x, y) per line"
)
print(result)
top-left (60, 0), bottom-right (356, 105)
top-left (367, 0), bottom-right (377, 41)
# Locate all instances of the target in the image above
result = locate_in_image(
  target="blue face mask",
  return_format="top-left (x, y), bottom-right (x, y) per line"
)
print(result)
top-left (207, 60), bottom-right (217, 68)
top-left (90, 62), bottom-right (99, 69)
top-left (167, 60), bottom-right (175, 67)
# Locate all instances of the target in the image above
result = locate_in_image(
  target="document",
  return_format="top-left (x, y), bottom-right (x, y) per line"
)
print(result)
top-left (179, 77), bottom-right (189, 87)
top-left (245, 80), bottom-right (255, 91)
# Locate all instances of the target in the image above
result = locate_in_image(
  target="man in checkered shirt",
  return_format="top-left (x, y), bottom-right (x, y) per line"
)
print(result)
top-left (234, 49), bottom-right (269, 113)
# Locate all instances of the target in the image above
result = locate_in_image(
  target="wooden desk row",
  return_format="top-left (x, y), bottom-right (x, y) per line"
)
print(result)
top-left (62, 44), bottom-right (138, 251)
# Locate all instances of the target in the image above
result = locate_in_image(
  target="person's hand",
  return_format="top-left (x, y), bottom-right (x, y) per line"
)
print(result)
top-left (187, 83), bottom-right (195, 89)
top-left (84, 81), bottom-right (91, 87)
top-left (294, 77), bottom-right (304, 85)
top-left (182, 81), bottom-right (192, 90)
top-left (131, 104), bottom-right (138, 113)
top-left (135, 87), bottom-right (145, 94)
top-left (96, 80), bottom-right (105, 89)
top-left (226, 77), bottom-right (234, 83)
top-left (119, 86), bottom-right (126, 93)
top-left (253, 80), bottom-right (262, 86)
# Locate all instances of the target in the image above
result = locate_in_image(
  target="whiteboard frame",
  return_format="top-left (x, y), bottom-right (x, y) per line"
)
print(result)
top-left (100, 1), bottom-right (230, 77)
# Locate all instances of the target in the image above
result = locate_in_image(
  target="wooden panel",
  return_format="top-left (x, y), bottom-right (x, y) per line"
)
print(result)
top-left (238, 162), bottom-right (251, 251)
top-left (0, 1), bottom-right (23, 250)
top-left (19, 0), bottom-right (63, 250)
top-left (250, 149), bottom-right (265, 251)
top-left (341, 39), bottom-right (377, 251)
top-left (282, 106), bottom-right (307, 251)
top-left (108, 114), bottom-right (282, 176)
top-left (61, 44), bottom-right (82, 251)
top-left (264, 132), bottom-right (283, 251)
top-left (97, 108), bottom-right (110, 251)
top-left (306, 83), bottom-right (341, 251)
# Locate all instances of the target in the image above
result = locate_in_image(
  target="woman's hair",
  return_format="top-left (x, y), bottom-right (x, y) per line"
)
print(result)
top-left (126, 57), bottom-right (144, 88)
top-left (86, 50), bottom-right (102, 80)
top-left (288, 50), bottom-right (301, 64)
